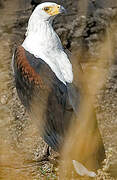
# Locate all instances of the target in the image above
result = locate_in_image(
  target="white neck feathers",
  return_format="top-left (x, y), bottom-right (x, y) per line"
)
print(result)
top-left (22, 17), bottom-right (73, 84)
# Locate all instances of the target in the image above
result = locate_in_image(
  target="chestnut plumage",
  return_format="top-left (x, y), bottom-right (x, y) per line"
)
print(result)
top-left (13, 45), bottom-right (80, 151)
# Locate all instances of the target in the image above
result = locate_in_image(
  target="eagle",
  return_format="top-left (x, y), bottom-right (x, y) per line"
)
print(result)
top-left (12, 2), bottom-right (79, 152)
top-left (12, 2), bottom-right (105, 169)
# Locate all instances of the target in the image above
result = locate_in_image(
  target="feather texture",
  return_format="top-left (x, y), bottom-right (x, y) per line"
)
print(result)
top-left (13, 46), bottom-right (80, 151)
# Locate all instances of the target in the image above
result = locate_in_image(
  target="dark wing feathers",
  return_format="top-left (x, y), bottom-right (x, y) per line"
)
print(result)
top-left (67, 83), bottom-right (80, 113)
top-left (13, 48), bottom-right (34, 108)
top-left (13, 46), bottom-right (80, 151)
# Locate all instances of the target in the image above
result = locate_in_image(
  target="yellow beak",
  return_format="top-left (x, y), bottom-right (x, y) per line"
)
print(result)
top-left (48, 5), bottom-right (66, 16)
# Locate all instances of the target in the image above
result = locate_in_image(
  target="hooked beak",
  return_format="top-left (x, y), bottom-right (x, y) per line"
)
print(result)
top-left (59, 6), bottom-right (67, 14)
top-left (45, 5), bottom-right (67, 16)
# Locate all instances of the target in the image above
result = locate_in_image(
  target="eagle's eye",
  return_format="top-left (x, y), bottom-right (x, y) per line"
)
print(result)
top-left (43, 7), bottom-right (50, 11)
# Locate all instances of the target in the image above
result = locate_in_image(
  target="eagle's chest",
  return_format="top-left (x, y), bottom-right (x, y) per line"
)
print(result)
top-left (22, 26), bottom-right (73, 84)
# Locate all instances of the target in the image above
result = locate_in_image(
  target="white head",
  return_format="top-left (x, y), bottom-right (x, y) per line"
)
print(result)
top-left (22, 2), bottom-right (73, 84)
top-left (30, 2), bottom-right (66, 22)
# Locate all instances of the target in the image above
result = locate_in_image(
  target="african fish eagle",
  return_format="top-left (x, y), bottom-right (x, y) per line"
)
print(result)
top-left (12, 3), bottom-right (105, 168)
top-left (12, 2), bottom-right (79, 151)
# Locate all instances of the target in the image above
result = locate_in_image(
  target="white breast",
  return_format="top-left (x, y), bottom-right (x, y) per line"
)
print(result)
top-left (22, 20), bottom-right (73, 84)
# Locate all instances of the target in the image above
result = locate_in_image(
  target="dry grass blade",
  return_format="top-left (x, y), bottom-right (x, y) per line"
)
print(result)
top-left (60, 24), bottom-right (115, 179)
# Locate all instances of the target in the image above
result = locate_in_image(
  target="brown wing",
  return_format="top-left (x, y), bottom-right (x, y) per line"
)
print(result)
top-left (12, 46), bottom-right (80, 151)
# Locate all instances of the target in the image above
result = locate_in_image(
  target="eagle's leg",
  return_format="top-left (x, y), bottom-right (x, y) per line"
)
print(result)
top-left (35, 144), bottom-right (50, 162)
top-left (35, 144), bottom-right (60, 164)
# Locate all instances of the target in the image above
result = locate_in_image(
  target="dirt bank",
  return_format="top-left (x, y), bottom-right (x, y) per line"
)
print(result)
top-left (0, 0), bottom-right (117, 179)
